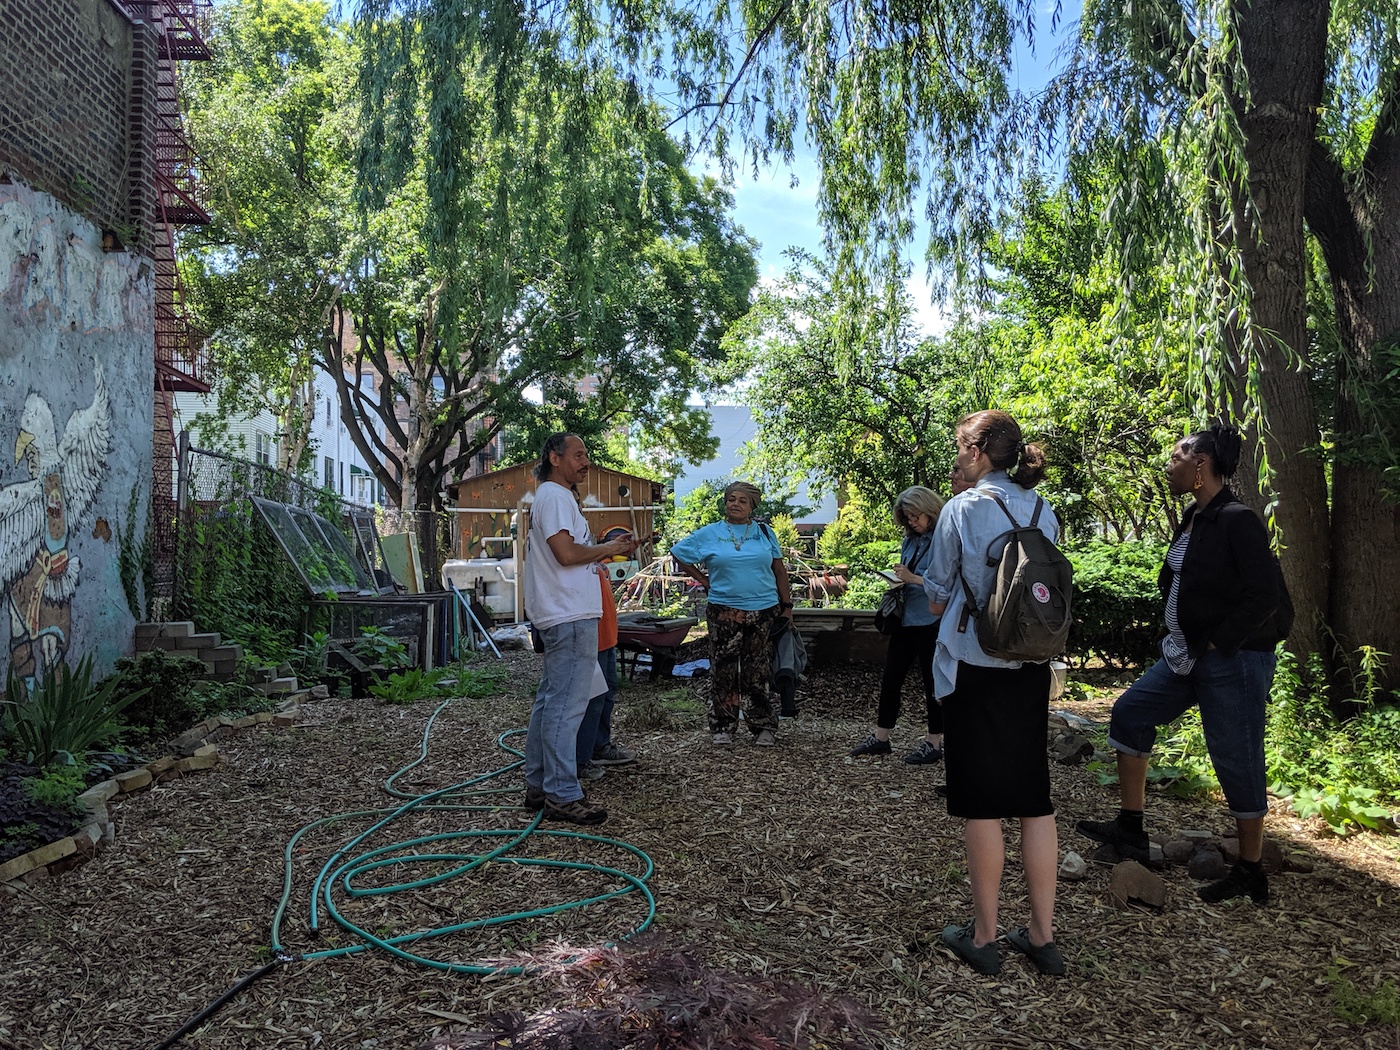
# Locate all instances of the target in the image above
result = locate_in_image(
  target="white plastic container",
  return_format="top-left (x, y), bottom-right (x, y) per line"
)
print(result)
top-left (442, 558), bottom-right (518, 617)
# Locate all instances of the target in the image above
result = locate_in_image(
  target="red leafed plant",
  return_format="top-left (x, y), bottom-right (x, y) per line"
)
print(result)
top-left (420, 935), bottom-right (886, 1050)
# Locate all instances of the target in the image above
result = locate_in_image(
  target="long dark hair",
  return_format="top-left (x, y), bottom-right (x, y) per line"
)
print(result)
top-left (1183, 422), bottom-right (1243, 481)
top-left (533, 432), bottom-right (579, 481)
top-left (958, 410), bottom-right (1047, 488)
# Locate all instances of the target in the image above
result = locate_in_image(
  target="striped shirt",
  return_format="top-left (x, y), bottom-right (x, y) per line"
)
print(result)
top-left (1161, 529), bottom-right (1195, 675)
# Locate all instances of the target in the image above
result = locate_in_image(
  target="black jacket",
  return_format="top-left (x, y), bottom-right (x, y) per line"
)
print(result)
top-left (1161, 487), bottom-right (1293, 658)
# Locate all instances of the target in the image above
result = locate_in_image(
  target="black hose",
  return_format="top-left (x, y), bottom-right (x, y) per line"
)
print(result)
top-left (150, 953), bottom-right (299, 1050)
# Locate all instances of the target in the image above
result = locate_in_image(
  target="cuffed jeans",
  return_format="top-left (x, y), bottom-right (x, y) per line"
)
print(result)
top-left (525, 617), bottom-right (599, 803)
top-left (576, 646), bottom-right (618, 766)
top-left (1108, 648), bottom-right (1276, 819)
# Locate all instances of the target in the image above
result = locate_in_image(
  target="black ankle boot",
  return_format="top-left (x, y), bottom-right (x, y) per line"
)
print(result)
top-left (1198, 861), bottom-right (1268, 905)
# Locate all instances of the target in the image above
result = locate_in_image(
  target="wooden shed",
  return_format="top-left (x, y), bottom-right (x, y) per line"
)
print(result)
top-left (445, 462), bottom-right (665, 622)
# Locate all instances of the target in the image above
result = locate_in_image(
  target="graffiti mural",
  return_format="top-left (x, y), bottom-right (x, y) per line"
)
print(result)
top-left (1, 360), bottom-right (111, 680)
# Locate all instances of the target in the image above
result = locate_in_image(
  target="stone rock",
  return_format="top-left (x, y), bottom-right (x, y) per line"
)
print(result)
top-left (1180, 829), bottom-right (1218, 843)
top-left (1050, 709), bottom-right (1097, 732)
top-left (1091, 841), bottom-right (1164, 867)
top-left (1162, 838), bottom-right (1196, 866)
top-left (77, 780), bottom-right (118, 808)
top-left (1220, 836), bottom-right (1240, 862)
top-left (253, 711), bottom-right (275, 723)
top-left (1108, 860), bottom-right (1168, 909)
top-left (170, 729), bottom-right (207, 756)
top-left (175, 752), bottom-right (218, 773)
top-left (72, 823), bottom-right (103, 858)
top-left (1058, 851), bottom-right (1089, 881)
top-left (1090, 843), bottom-right (1122, 866)
top-left (310, 684), bottom-right (330, 700)
top-left (0, 835), bottom-right (77, 884)
top-left (273, 708), bottom-right (298, 727)
top-left (193, 743), bottom-right (218, 759)
top-left (1187, 846), bottom-right (1229, 880)
top-left (1218, 837), bottom-right (1285, 874)
top-left (115, 768), bottom-right (153, 793)
top-left (1284, 850), bottom-right (1315, 874)
top-left (233, 714), bottom-right (259, 730)
top-left (1050, 731), bottom-right (1094, 765)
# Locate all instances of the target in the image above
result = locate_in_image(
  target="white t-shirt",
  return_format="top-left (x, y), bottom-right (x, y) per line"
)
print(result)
top-left (525, 481), bottom-right (603, 629)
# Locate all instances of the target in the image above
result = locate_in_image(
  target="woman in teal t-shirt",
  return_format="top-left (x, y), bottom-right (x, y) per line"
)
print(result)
top-left (670, 481), bottom-right (794, 747)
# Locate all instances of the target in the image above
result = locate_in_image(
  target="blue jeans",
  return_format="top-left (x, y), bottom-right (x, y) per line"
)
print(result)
top-left (525, 618), bottom-right (599, 803)
top-left (576, 647), bottom-right (618, 766)
top-left (1108, 648), bottom-right (1277, 818)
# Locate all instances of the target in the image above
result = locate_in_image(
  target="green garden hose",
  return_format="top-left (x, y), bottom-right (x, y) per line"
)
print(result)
top-left (154, 698), bottom-right (655, 1047)
top-left (279, 699), bottom-right (657, 971)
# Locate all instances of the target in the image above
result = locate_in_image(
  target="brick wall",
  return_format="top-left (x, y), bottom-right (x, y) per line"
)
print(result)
top-left (0, 0), bottom-right (153, 246)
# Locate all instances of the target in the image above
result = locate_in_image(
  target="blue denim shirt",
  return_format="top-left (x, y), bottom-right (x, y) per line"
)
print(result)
top-left (922, 471), bottom-right (1060, 698)
top-left (899, 530), bottom-right (939, 627)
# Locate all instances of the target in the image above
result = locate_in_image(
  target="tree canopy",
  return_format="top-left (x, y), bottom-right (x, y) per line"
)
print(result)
top-left (182, 0), bottom-right (758, 563)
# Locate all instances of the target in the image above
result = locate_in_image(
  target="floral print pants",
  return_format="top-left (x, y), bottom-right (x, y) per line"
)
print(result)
top-left (706, 602), bottom-right (779, 734)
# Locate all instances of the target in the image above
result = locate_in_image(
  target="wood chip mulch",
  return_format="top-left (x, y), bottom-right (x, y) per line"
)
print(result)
top-left (3, 647), bottom-right (1399, 1050)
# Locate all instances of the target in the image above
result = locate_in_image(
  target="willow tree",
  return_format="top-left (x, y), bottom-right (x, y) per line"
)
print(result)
top-left (187, 0), bottom-right (756, 568)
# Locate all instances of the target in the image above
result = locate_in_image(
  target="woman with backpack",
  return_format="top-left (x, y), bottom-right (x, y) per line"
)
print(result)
top-left (1077, 423), bottom-right (1292, 906)
top-left (670, 481), bottom-right (794, 747)
top-left (848, 486), bottom-right (947, 763)
top-left (923, 410), bottom-right (1065, 977)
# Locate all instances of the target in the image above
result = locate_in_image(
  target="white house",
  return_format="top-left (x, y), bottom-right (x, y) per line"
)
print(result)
top-left (173, 367), bottom-right (384, 506)
top-left (672, 404), bottom-right (839, 526)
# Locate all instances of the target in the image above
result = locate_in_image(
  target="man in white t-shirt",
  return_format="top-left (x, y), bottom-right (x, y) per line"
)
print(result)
top-left (522, 433), bottom-right (636, 824)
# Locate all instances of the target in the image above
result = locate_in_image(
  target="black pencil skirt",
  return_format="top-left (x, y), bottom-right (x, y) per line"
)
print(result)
top-left (942, 659), bottom-right (1054, 820)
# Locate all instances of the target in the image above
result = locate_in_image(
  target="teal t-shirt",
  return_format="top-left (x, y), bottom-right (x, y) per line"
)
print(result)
top-left (669, 520), bottom-right (783, 610)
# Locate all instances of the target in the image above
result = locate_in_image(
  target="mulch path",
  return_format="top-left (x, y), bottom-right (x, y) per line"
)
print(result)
top-left (4, 647), bottom-right (1399, 1050)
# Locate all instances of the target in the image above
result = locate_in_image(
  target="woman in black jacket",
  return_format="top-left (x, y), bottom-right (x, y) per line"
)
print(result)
top-left (1078, 423), bottom-right (1292, 905)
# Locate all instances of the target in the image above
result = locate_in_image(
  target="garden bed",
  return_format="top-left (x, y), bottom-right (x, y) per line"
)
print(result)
top-left (2, 653), bottom-right (1398, 1049)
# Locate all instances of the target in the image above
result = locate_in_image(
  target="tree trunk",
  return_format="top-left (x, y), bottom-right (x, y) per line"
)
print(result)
top-left (1231, 0), bottom-right (1333, 661)
top-left (1324, 209), bottom-right (1400, 696)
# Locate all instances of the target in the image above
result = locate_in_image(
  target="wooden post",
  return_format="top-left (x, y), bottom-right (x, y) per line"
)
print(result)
top-left (515, 498), bottom-right (528, 624)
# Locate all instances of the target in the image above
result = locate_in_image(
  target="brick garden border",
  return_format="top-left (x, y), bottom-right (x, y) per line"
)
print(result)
top-left (0, 697), bottom-right (305, 890)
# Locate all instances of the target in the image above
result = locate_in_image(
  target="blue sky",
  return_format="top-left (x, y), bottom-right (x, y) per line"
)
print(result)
top-left (717, 2), bottom-right (1078, 339)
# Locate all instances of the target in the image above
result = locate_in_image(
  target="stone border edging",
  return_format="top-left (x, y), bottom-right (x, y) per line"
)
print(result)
top-left (0, 695), bottom-right (306, 890)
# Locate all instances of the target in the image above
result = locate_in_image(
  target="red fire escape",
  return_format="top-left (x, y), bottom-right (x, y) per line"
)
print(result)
top-left (122, 0), bottom-right (213, 593)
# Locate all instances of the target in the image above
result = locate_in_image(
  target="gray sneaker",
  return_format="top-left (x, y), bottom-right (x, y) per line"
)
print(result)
top-left (904, 740), bottom-right (944, 765)
top-left (544, 796), bottom-right (607, 825)
top-left (591, 742), bottom-right (637, 765)
top-left (941, 922), bottom-right (1001, 975)
top-left (578, 761), bottom-right (606, 781)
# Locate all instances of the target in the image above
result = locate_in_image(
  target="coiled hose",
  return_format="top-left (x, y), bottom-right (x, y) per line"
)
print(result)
top-left (152, 697), bottom-right (656, 1048)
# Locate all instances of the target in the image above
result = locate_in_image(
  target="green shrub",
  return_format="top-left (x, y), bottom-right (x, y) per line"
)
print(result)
top-left (23, 763), bottom-right (88, 806)
top-left (2, 657), bottom-right (147, 766)
top-left (816, 489), bottom-right (898, 570)
top-left (0, 760), bottom-right (86, 864)
top-left (104, 649), bottom-right (206, 747)
top-left (354, 626), bottom-right (413, 669)
top-left (1064, 539), bottom-right (1164, 668)
top-left (1267, 649), bottom-right (1400, 834)
top-left (843, 572), bottom-right (889, 610)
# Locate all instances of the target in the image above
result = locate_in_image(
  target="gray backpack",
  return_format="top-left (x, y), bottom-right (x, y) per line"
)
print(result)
top-left (958, 495), bottom-right (1072, 662)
